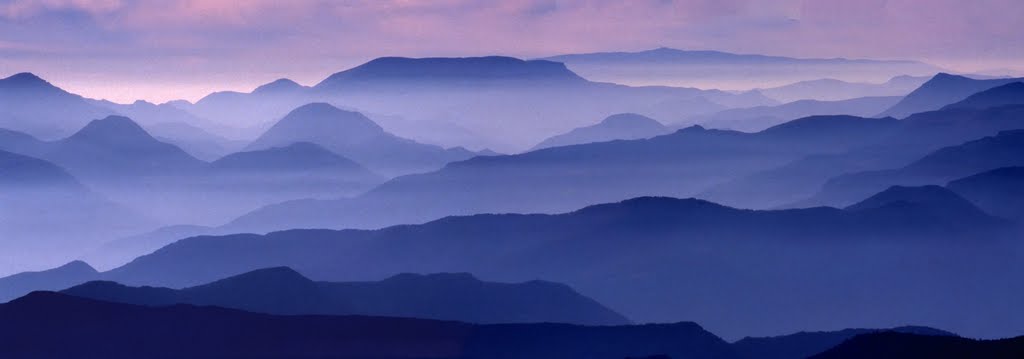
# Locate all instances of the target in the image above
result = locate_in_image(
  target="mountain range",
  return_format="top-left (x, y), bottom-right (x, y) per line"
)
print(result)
top-left (879, 74), bottom-right (1024, 118)
top-left (692, 96), bottom-right (901, 132)
top-left (808, 332), bottom-right (1024, 359)
top-left (541, 48), bottom-right (939, 91)
top-left (24, 193), bottom-right (1008, 339)
top-left (61, 267), bottom-right (629, 325)
top-left (947, 167), bottom-right (1024, 222)
top-left (804, 129), bottom-right (1024, 207)
top-left (246, 103), bottom-right (482, 176)
top-left (758, 75), bottom-right (930, 103)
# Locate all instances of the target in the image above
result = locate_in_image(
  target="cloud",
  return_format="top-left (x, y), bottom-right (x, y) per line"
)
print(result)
top-left (0, 0), bottom-right (1021, 102)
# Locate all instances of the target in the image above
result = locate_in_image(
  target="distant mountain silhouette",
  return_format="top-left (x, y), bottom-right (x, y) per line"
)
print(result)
top-left (212, 142), bottom-right (374, 175)
top-left (692, 96), bottom-right (900, 132)
top-left (843, 185), bottom-right (1002, 228)
top-left (805, 129), bottom-right (1024, 207)
top-left (97, 196), bottom-right (1019, 339)
top-left (0, 261), bottom-right (97, 302)
top-left (532, 113), bottom-right (670, 150)
top-left (228, 115), bottom-right (902, 233)
top-left (941, 82), bottom-right (1024, 110)
top-left (315, 56), bottom-right (586, 90)
top-left (63, 267), bottom-right (629, 325)
top-left (252, 78), bottom-right (309, 94)
top-left (703, 105), bottom-right (1024, 209)
top-left (181, 56), bottom-right (775, 153)
top-left (879, 73), bottom-right (1024, 118)
top-left (0, 291), bottom-right (737, 359)
top-left (733, 326), bottom-right (955, 359)
top-left (808, 332), bottom-right (1024, 359)
top-left (83, 225), bottom-right (217, 271)
top-left (947, 167), bottom-right (1024, 222)
top-left (143, 121), bottom-right (244, 161)
top-left (0, 73), bottom-right (114, 139)
top-left (44, 116), bottom-right (206, 178)
top-left (246, 103), bottom-right (481, 176)
top-left (541, 48), bottom-right (938, 94)
top-left (760, 76), bottom-right (929, 103)
top-left (0, 150), bottom-right (151, 276)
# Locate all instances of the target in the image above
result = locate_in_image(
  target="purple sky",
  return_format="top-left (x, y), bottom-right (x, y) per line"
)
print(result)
top-left (1, 0), bottom-right (1022, 103)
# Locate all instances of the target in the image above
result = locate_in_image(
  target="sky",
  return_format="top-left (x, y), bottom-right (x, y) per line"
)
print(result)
top-left (1, 0), bottom-right (1022, 103)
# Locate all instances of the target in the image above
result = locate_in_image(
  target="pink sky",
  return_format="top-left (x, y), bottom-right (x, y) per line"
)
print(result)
top-left (1, 0), bottom-right (1022, 103)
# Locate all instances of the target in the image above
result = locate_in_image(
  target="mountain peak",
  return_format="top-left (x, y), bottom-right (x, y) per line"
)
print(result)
top-left (69, 115), bottom-right (154, 142)
top-left (599, 113), bottom-right (664, 128)
top-left (191, 267), bottom-right (315, 290)
top-left (253, 78), bottom-right (304, 93)
top-left (0, 72), bottom-right (51, 87)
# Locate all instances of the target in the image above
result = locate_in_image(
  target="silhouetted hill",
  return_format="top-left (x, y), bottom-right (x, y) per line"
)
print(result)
top-left (0, 128), bottom-right (47, 155)
top-left (532, 113), bottom-right (670, 150)
top-left (0, 149), bottom-right (82, 189)
top-left (733, 326), bottom-right (955, 359)
top-left (143, 121), bottom-right (244, 161)
top-left (948, 167), bottom-right (1024, 221)
top-left (0, 261), bottom-right (97, 302)
top-left (760, 76), bottom-right (929, 102)
top-left (0, 73), bottom-right (113, 139)
top-left (229, 115), bottom-right (901, 233)
top-left (63, 267), bottom-right (629, 325)
top-left (252, 78), bottom-right (309, 94)
top-left (45, 116), bottom-right (206, 178)
top-left (316, 56), bottom-right (585, 90)
top-left (704, 105), bottom-right (1024, 209)
top-left (102, 196), bottom-right (1020, 339)
top-left (0, 150), bottom-right (150, 276)
top-left (942, 82), bottom-right (1024, 110)
top-left (807, 129), bottom-right (1024, 207)
top-left (211, 142), bottom-right (373, 175)
top-left (0, 291), bottom-right (737, 359)
top-left (844, 185), bottom-right (1001, 228)
top-left (693, 96), bottom-right (900, 132)
top-left (808, 332), bottom-right (1024, 359)
top-left (879, 73), bottom-right (1024, 118)
top-left (246, 103), bottom-right (479, 176)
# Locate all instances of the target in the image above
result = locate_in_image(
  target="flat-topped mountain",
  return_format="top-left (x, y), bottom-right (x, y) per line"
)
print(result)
top-left (62, 267), bottom-right (629, 325)
top-left (315, 56), bottom-right (586, 90)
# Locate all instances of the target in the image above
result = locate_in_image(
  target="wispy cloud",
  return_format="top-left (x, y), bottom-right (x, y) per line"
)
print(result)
top-left (0, 0), bottom-right (1021, 102)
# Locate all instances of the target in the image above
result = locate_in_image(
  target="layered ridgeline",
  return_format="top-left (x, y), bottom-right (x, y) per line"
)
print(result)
top-left (879, 73), bottom-right (1024, 118)
top-left (692, 96), bottom-right (901, 132)
top-left (246, 103), bottom-right (483, 176)
top-left (947, 167), bottom-right (1024, 222)
top-left (803, 129), bottom-right (1024, 207)
top-left (541, 48), bottom-right (939, 92)
top-left (60, 267), bottom-right (628, 326)
top-left (701, 104), bottom-right (1024, 209)
top-left (178, 56), bottom-right (776, 152)
top-left (758, 75), bottom-right (930, 103)
top-left (3, 192), bottom-right (1010, 339)
top-left (0, 291), bottom-right (736, 359)
top-left (4, 291), bottom-right (998, 358)
top-left (0, 73), bottom-right (113, 140)
top-left (230, 101), bottom-right (1024, 232)
top-left (0, 150), bottom-right (150, 275)
top-left (0, 73), bottom-right (241, 159)
top-left (0, 114), bottom-right (384, 233)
